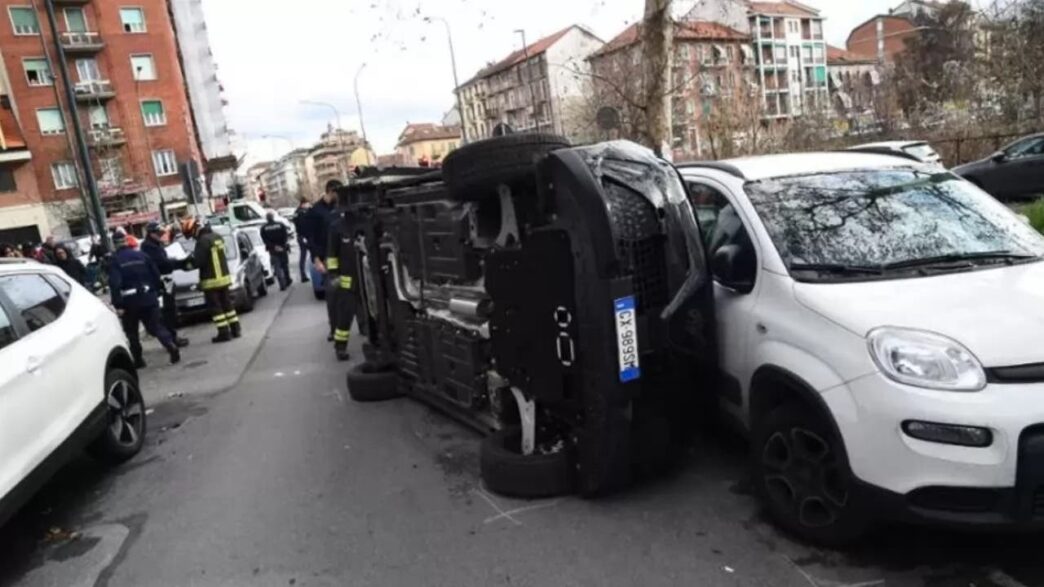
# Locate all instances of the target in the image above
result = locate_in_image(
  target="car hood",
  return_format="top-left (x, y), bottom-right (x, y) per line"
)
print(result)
top-left (793, 261), bottom-right (1044, 367)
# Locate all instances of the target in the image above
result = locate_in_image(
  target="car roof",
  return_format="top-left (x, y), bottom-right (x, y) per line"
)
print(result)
top-left (681, 152), bottom-right (925, 182)
top-left (0, 258), bottom-right (46, 271)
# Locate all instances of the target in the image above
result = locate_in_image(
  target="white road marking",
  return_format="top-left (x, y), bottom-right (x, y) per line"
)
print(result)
top-left (474, 488), bottom-right (522, 526)
top-left (483, 499), bottom-right (561, 525)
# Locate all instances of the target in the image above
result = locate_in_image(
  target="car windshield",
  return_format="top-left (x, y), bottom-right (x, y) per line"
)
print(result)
top-left (745, 169), bottom-right (1044, 278)
top-left (902, 143), bottom-right (936, 160)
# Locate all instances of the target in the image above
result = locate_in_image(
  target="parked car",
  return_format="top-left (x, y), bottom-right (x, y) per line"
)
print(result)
top-left (225, 200), bottom-right (295, 238)
top-left (953, 132), bottom-right (1044, 201)
top-left (241, 226), bottom-right (275, 285)
top-left (849, 140), bottom-right (942, 165)
top-left (680, 151), bottom-right (1044, 544)
top-left (167, 225), bottom-right (268, 317)
top-left (0, 258), bottom-right (146, 527)
top-left (277, 207), bottom-right (296, 220)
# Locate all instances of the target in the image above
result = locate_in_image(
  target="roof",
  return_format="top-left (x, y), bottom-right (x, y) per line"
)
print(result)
top-left (462, 26), bottom-right (577, 85)
top-left (592, 20), bottom-right (749, 58)
top-left (396, 123), bottom-right (462, 147)
top-left (681, 152), bottom-right (925, 182)
top-left (826, 45), bottom-right (877, 65)
top-left (845, 13), bottom-right (915, 46)
top-left (747, 1), bottom-right (820, 18)
top-left (0, 104), bottom-right (27, 151)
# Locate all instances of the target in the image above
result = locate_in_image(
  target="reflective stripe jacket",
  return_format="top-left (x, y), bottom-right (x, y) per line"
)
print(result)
top-left (325, 215), bottom-right (356, 289)
top-left (108, 246), bottom-right (162, 309)
top-left (193, 229), bottom-right (232, 290)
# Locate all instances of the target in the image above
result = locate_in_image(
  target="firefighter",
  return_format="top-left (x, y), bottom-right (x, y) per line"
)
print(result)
top-left (305, 180), bottom-right (342, 341)
top-left (141, 221), bottom-right (190, 348)
top-left (181, 217), bottom-right (241, 343)
top-left (108, 232), bottom-right (181, 367)
top-left (327, 210), bottom-right (357, 362)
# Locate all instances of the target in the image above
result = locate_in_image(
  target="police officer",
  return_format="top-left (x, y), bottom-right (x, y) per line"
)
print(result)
top-left (181, 217), bottom-right (241, 343)
top-left (327, 210), bottom-right (357, 361)
top-left (141, 221), bottom-right (190, 348)
top-left (108, 232), bottom-right (181, 367)
top-left (260, 211), bottom-right (291, 290)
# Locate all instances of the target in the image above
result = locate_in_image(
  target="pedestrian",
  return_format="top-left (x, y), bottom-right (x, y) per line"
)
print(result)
top-left (260, 211), bottom-right (292, 290)
top-left (327, 210), bottom-right (357, 361)
top-left (292, 195), bottom-right (312, 283)
top-left (54, 245), bottom-right (87, 285)
top-left (304, 180), bottom-right (343, 341)
top-left (141, 221), bottom-right (190, 348)
top-left (181, 217), bottom-right (241, 343)
top-left (108, 231), bottom-right (181, 367)
top-left (40, 235), bottom-right (58, 264)
top-left (0, 242), bottom-right (16, 257)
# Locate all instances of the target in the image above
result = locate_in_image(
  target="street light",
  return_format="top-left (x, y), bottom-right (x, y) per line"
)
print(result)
top-left (423, 16), bottom-right (468, 144)
top-left (300, 99), bottom-right (348, 181)
top-left (354, 64), bottom-right (369, 152)
top-left (515, 29), bottom-right (540, 132)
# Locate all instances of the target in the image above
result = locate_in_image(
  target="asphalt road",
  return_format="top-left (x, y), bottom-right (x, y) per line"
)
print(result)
top-left (3, 284), bottom-right (1044, 586)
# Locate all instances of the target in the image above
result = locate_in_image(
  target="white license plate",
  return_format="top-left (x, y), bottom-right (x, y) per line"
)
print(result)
top-left (186, 297), bottom-right (206, 308)
top-left (614, 296), bottom-right (640, 383)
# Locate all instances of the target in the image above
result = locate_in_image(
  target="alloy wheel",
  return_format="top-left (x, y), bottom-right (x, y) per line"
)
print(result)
top-left (761, 427), bottom-right (849, 528)
top-left (106, 379), bottom-right (144, 448)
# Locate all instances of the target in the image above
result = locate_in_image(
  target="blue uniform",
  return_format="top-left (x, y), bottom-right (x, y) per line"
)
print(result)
top-left (108, 246), bottom-right (176, 364)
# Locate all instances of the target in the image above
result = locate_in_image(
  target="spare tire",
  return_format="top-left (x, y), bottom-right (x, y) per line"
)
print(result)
top-left (346, 362), bottom-right (402, 402)
top-left (480, 427), bottom-right (573, 499)
top-left (442, 133), bottom-right (570, 201)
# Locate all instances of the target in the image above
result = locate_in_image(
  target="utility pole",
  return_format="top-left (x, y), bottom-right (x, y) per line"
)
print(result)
top-left (424, 16), bottom-right (468, 143)
top-left (42, 0), bottom-right (109, 249)
top-left (642, 0), bottom-right (673, 157)
top-left (515, 29), bottom-right (540, 132)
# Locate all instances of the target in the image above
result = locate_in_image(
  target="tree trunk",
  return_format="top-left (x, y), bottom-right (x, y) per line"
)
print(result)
top-left (642, 0), bottom-right (672, 156)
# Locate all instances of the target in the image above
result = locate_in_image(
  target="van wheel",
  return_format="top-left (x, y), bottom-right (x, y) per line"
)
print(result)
top-left (346, 362), bottom-right (401, 402)
top-left (240, 281), bottom-right (255, 313)
top-left (88, 369), bottom-right (146, 465)
top-left (480, 427), bottom-right (573, 499)
top-left (753, 403), bottom-right (871, 546)
top-left (442, 133), bottom-right (570, 201)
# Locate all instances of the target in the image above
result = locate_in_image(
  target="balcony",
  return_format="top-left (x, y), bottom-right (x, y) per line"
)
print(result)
top-left (74, 80), bottom-right (114, 102)
top-left (54, 0), bottom-right (92, 4)
top-left (86, 127), bottom-right (126, 149)
top-left (61, 31), bottom-right (103, 53)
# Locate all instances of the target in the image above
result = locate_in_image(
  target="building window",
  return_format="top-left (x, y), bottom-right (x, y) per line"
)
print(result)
top-left (787, 20), bottom-right (798, 34)
top-left (789, 46), bottom-right (799, 61)
top-left (813, 45), bottom-right (825, 63)
top-left (36, 108), bottom-right (64, 135)
top-left (131, 54), bottom-right (156, 80)
top-left (75, 58), bottom-right (101, 82)
top-left (23, 58), bottom-right (51, 86)
top-left (152, 149), bottom-right (177, 176)
top-left (0, 169), bottom-right (16, 193)
top-left (119, 7), bottom-right (145, 33)
top-left (87, 104), bottom-right (108, 129)
top-left (677, 44), bottom-right (690, 61)
top-left (141, 100), bottom-right (166, 126)
top-left (774, 45), bottom-right (787, 61)
top-left (51, 161), bottom-right (78, 189)
top-left (802, 45), bottom-right (813, 61)
top-left (8, 6), bottom-right (39, 35)
top-left (63, 7), bottom-right (87, 33)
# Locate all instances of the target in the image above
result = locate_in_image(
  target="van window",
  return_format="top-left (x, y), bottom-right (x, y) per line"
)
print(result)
top-left (0, 303), bottom-right (16, 350)
top-left (686, 181), bottom-right (732, 248)
top-left (233, 204), bottom-right (261, 222)
top-left (0, 274), bottom-right (67, 332)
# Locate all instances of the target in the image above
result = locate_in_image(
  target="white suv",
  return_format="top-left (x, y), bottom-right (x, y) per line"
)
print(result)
top-left (0, 259), bottom-right (146, 527)
top-left (680, 152), bottom-right (1044, 544)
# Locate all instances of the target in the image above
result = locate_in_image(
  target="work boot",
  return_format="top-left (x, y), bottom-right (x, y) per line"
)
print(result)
top-left (327, 333), bottom-right (334, 342)
top-left (175, 337), bottom-right (190, 348)
top-left (230, 322), bottom-right (242, 339)
top-left (335, 344), bottom-right (350, 362)
top-left (134, 357), bottom-right (147, 370)
top-left (169, 347), bottom-right (181, 365)
top-left (212, 327), bottom-right (232, 344)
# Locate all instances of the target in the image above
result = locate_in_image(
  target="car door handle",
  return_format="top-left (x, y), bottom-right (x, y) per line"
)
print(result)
top-left (26, 356), bottom-right (42, 374)
top-left (84, 321), bottom-right (97, 335)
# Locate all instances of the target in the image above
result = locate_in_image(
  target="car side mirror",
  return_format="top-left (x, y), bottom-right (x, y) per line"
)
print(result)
top-left (991, 150), bottom-right (1007, 163)
top-left (711, 244), bottom-right (756, 294)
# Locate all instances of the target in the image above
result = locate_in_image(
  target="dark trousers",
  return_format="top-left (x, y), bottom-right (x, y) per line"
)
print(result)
top-left (160, 291), bottom-right (179, 337)
top-left (297, 240), bottom-right (309, 281)
top-left (325, 273), bottom-right (337, 336)
top-left (121, 304), bottom-right (174, 361)
top-left (333, 274), bottom-right (357, 348)
top-left (271, 250), bottom-right (291, 289)
top-left (204, 287), bottom-right (238, 332)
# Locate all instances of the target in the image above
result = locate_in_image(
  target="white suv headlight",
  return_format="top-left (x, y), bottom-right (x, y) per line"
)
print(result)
top-left (867, 327), bottom-right (986, 391)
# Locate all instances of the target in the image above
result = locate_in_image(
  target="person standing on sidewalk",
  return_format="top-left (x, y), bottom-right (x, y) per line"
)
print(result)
top-left (292, 196), bottom-right (312, 283)
top-left (181, 217), bottom-right (241, 343)
top-left (304, 180), bottom-right (342, 341)
top-left (260, 211), bottom-right (292, 290)
top-left (141, 221), bottom-right (190, 348)
top-left (108, 232), bottom-right (181, 367)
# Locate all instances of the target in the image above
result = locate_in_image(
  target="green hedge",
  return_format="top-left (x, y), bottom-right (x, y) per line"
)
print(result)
top-left (1021, 199), bottom-right (1044, 234)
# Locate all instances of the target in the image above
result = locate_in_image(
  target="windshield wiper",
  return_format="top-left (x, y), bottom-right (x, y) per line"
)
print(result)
top-left (789, 262), bottom-right (884, 275)
top-left (881, 251), bottom-right (1038, 270)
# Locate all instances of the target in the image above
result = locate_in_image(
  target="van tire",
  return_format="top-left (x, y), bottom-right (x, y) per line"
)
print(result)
top-left (89, 369), bottom-right (147, 465)
top-left (752, 402), bottom-right (872, 546)
top-left (480, 427), bottom-right (573, 499)
top-left (346, 362), bottom-right (401, 402)
top-left (442, 133), bottom-right (570, 201)
top-left (239, 281), bottom-right (255, 313)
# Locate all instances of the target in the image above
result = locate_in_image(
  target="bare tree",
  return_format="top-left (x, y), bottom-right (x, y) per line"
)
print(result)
top-left (642, 0), bottom-right (673, 155)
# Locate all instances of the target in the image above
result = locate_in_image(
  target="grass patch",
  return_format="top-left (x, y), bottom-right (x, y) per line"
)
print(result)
top-left (1019, 199), bottom-right (1044, 234)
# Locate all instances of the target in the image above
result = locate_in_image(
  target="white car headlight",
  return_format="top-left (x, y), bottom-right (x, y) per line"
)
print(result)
top-left (867, 327), bottom-right (986, 391)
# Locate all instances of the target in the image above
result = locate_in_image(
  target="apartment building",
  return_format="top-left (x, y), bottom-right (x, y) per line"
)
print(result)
top-left (0, 65), bottom-right (48, 243)
top-left (457, 25), bottom-right (604, 141)
top-left (588, 20), bottom-right (752, 159)
top-left (0, 0), bottom-right (203, 237)
top-left (394, 123), bottom-right (461, 166)
top-left (259, 148), bottom-right (310, 209)
top-left (168, 0), bottom-right (235, 199)
top-left (687, 0), bottom-right (830, 119)
top-left (307, 126), bottom-right (370, 193)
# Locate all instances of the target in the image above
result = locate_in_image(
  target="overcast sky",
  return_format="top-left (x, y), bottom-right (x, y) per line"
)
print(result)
top-left (201, 0), bottom-right (903, 167)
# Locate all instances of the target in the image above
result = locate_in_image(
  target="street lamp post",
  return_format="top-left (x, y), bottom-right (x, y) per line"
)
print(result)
top-left (424, 16), bottom-right (468, 144)
top-left (300, 100), bottom-right (348, 181)
top-left (515, 29), bottom-right (540, 132)
top-left (354, 64), bottom-right (369, 150)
